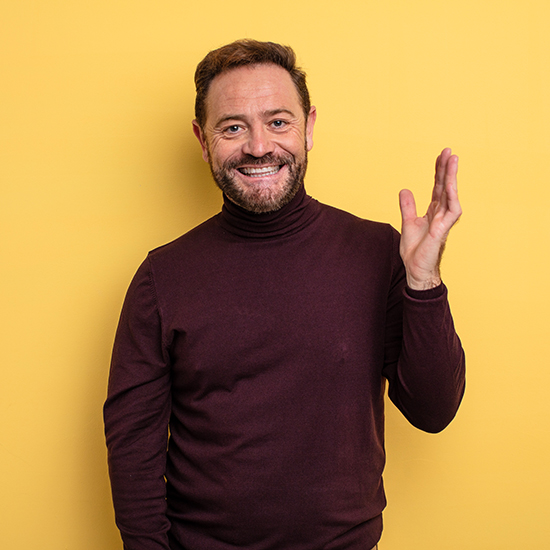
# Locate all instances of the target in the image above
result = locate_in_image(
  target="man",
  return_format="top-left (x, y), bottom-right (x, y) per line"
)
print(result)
top-left (104, 39), bottom-right (465, 550)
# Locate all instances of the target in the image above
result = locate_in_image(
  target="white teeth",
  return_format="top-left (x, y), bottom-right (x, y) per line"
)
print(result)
top-left (239, 165), bottom-right (280, 177)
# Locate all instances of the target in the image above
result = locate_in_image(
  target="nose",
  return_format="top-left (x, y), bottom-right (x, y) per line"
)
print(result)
top-left (242, 125), bottom-right (274, 158)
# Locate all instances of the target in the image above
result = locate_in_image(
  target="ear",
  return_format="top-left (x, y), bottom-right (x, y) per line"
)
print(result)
top-left (192, 120), bottom-right (210, 163)
top-left (305, 106), bottom-right (317, 152)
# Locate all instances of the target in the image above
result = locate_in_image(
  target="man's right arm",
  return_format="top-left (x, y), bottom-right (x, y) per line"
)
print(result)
top-left (104, 258), bottom-right (172, 550)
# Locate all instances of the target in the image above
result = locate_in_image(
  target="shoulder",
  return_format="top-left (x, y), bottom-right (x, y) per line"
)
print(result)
top-left (315, 200), bottom-right (400, 248)
top-left (146, 213), bottom-right (222, 264)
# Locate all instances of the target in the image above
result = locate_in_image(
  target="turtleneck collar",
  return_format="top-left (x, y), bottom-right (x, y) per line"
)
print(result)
top-left (218, 184), bottom-right (321, 239)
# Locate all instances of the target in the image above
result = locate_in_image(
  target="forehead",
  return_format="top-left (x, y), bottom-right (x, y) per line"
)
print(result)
top-left (205, 64), bottom-right (302, 123)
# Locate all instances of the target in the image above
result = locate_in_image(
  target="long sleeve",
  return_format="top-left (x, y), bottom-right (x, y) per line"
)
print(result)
top-left (394, 284), bottom-right (466, 432)
top-left (382, 231), bottom-right (466, 433)
top-left (104, 258), bottom-right (172, 550)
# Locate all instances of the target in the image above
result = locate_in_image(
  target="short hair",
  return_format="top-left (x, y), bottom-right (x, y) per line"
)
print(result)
top-left (194, 39), bottom-right (311, 129)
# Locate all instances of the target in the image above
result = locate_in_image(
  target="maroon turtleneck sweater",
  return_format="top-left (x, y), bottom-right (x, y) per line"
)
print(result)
top-left (104, 185), bottom-right (465, 550)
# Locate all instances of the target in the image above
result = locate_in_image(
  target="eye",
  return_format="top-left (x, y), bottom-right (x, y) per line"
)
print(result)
top-left (225, 124), bottom-right (241, 134)
top-left (271, 119), bottom-right (286, 129)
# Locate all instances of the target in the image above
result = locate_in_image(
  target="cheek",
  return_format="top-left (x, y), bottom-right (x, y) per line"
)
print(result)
top-left (284, 128), bottom-right (307, 147)
top-left (280, 133), bottom-right (307, 156)
top-left (207, 139), bottom-right (233, 166)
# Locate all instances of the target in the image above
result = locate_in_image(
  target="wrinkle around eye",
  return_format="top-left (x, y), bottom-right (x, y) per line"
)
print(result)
top-left (217, 125), bottom-right (246, 138)
top-left (225, 125), bottom-right (243, 134)
top-left (269, 120), bottom-right (296, 133)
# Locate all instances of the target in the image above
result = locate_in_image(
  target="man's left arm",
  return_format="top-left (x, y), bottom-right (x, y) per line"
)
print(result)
top-left (384, 148), bottom-right (465, 432)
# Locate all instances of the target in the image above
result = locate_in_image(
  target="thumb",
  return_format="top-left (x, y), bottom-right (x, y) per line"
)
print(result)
top-left (399, 189), bottom-right (417, 224)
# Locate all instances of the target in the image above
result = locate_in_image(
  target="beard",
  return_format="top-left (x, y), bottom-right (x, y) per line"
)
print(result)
top-left (208, 148), bottom-right (308, 214)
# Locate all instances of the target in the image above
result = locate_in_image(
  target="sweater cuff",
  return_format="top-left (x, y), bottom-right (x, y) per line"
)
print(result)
top-left (404, 282), bottom-right (447, 301)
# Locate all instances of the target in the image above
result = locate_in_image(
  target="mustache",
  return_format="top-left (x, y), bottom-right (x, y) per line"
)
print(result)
top-left (224, 153), bottom-right (293, 170)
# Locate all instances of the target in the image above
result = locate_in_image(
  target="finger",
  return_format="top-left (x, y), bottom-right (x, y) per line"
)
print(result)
top-left (432, 148), bottom-right (452, 202)
top-left (445, 154), bottom-right (459, 194)
top-left (399, 189), bottom-right (418, 224)
top-left (441, 155), bottom-right (458, 210)
top-left (444, 155), bottom-right (462, 221)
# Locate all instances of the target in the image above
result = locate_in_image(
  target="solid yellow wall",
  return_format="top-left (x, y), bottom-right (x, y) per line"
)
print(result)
top-left (2, 1), bottom-right (549, 548)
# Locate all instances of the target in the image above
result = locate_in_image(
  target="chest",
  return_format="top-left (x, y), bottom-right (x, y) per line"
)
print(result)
top-left (158, 235), bottom-right (393, 398)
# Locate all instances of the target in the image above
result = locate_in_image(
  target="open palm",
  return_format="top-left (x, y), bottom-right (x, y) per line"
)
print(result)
top-left (399, 148), bottom-right (462, 290)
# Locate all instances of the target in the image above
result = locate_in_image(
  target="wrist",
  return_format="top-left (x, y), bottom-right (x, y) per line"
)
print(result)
top-left (406, 272), bottom-right (442, 291)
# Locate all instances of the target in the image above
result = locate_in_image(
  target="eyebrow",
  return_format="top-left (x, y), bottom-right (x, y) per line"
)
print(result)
top-left (213, 108), bottom-right (297, 127)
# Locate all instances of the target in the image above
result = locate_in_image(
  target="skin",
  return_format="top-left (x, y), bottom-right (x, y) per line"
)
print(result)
top-left (399, 148), bottom-right (462, 289)
top-left (192, 64), bottom-right (316, 214)
top-left (193, 63), bottom-right (461, 290)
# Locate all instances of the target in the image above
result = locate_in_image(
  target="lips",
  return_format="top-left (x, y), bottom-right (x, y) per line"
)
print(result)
top-left (237, 165), bottom-right (282, 177)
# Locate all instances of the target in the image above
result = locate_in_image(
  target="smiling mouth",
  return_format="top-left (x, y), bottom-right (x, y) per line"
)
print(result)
top-left (237, 165), bottom-right (282, 177)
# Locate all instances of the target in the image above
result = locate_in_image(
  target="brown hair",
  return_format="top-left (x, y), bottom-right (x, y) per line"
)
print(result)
top-left (194, 39), bottom-right (311, 129)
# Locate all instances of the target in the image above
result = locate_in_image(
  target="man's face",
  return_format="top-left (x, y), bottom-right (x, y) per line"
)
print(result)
top-left (193, 64), bottom-right (316, 214)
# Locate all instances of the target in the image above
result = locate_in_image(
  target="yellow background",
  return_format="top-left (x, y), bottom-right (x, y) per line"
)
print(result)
top-left (2, 1), bottom-right (549, 548)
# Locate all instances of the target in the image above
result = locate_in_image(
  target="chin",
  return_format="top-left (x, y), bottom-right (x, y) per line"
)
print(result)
top-left (209, 149), bottom-right (308, 214)
top-left (214, 173), bottom-right (302, 214)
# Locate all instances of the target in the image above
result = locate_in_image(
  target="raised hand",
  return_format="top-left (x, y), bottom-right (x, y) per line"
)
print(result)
top-left (398, 148), bottom-right (462, 290)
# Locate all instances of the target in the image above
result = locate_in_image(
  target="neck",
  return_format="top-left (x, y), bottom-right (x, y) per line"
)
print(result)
top-left (218, 184), bottom-right (321, 239)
